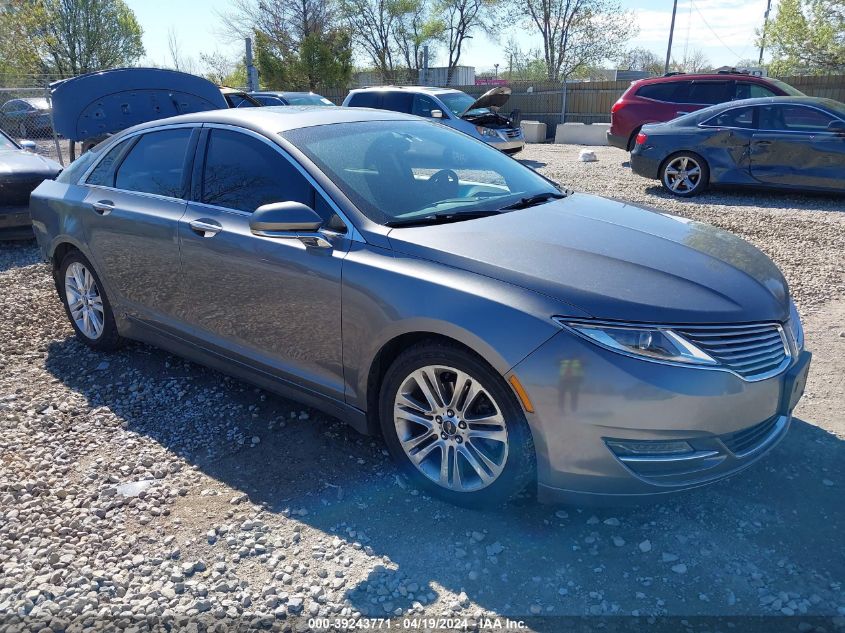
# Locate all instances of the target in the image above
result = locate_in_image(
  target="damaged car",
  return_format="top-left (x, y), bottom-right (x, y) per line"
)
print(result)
top-left (344, 85), bottom-right (525, 154)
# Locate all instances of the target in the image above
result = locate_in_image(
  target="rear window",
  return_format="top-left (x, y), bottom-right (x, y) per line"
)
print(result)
top-left (347, 92), bottom-right (380, 108)
top-left (114, 129), bottom-right (192, 198)
top-left (84, 138), bottom-right (132, 186)
top-left (381, 92), bottom-right (412, 113)
top-left (682, 81), bottom-right (732, 105)
top-left (636, 82), bottom-right (686, 102)
top-left (735, 82), bottom-right (776, 100)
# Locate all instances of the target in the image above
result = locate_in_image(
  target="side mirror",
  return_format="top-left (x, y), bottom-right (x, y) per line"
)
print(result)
top-left (250, 201), bottom-right (331, 248)
top-left (827, 120), bottom-right (845, 135)
top-left (430, 109), bottom-right (444, 119)
top-left (19, 140), bottom-right (37, 152)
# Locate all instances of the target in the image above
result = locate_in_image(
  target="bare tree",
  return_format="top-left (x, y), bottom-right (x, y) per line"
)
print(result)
top-left (392, 0), bottom-right (444, 79)
top-left (339, 0), bottom-right (405, 82)
top-left (678, 48), bottom-right (711, 72)
top-left (618, 47), bottom-right (663, 75)
top-left (440, 0), bottom-right (493, 84)
top-left (516, 0), bottom-right (637, 81)
top-left (167, 28), bottom-right (196, 74)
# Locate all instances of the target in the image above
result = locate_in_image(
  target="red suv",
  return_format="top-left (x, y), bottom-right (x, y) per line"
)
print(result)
top-left (607, 72), bottom-right (804, 151)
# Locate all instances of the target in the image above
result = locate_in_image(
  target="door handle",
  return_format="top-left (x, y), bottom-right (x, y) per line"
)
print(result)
top-left (92, 200), bottom-right (114, 215)
top-left (189, 219), bottom-right (223, 237)
top-left (754, 140), bottom-right (773, 146)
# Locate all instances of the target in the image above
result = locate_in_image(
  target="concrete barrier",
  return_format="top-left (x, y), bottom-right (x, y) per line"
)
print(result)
top-left (554, 122), bottom-right (610, 145)
top-left (520, 120), bottom-right (547, 143)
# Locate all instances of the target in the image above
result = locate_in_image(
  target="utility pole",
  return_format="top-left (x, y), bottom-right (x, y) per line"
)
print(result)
top-left (758, 0), bottom-right (773, 65)
top-left (664, 0), bottom-right (678, 75)
top-left (245, 37), bottom-right (258, 91)
top-left (422, 45), bottom-right (429, 85)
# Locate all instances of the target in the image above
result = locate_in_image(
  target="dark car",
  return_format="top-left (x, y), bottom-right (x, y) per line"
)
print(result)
top-left (0, 129), bottom-right (62, 239)
top-left (608, 72), bottom-right (804, 151)
top-left (250, 91), bottom-right (335, 106)
top-left (0, 97), bottom-right (53, 139)
top-left (630, 96), bottom-right (845, 197)
top-left (28, 107), bottom-right (809, 506)
top-left (221, 87), bottom-right (263, 108)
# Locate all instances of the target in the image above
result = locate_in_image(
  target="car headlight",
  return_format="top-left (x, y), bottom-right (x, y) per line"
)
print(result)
top-left (475, 125), bottom-right (499, 138)
top-left (787, 300), bottom-right (804, 352)
top-left (554, 319), bottom-right (717, 366)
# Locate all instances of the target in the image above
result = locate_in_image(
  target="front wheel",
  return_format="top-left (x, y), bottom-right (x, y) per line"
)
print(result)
top-left (379, 342), bottom-right (536, 507)
top-left (660, 152), bottom-right (709, 197)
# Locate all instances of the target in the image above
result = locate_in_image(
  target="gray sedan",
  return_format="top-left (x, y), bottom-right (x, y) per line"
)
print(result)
top-left (30, 106), bottom-right (810, 506)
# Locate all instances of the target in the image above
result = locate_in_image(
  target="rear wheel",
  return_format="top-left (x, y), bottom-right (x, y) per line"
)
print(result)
top-left (379, 342), bottom-right (535, 507)
top-left (18, 121), bottom-right (28, 139)
top-left (626, 126), bottom-right (642, 151)
top-left (660, 151), bottom-right (709, 197)
top-left (58, 251), bottom-right (123, 350)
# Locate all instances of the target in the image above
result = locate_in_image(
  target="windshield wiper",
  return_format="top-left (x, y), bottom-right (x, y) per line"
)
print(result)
top-left (385, 210), bottom-right (501, 228)
top-left (498, 190), bottom-right (568, 210)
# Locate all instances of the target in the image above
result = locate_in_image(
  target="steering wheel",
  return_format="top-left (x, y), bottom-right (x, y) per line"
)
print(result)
top-left (428, 169), bottom-right (460, 197)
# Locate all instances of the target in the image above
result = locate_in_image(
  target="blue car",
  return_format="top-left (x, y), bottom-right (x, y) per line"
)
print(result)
top-left (631, 96), bottom-right (845, 196)
top-left (250, 91), bottom-right (336, 107)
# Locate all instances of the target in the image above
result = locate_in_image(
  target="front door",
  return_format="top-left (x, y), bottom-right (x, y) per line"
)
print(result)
top-left (177, 127), bottom-right (352, 400)
top-left (80, 126), bottom-right (197, 322)
top-left (751, 104), bottom-right (845, 191)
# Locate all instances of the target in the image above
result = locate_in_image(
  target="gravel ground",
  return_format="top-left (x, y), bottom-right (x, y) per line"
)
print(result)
top-left (1, 146), bottom-right (844, 632)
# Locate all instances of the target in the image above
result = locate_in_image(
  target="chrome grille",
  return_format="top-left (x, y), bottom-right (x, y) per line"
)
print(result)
top-left (721, 415), bottom-right (780, 456)
top-left (677, 323), bottom-right (789, 379)
top-left (504, 128), bottom-right (521, 138)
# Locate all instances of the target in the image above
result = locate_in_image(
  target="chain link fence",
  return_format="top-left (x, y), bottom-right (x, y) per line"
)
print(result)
top-left (0, 78), bottom-right (72, 165)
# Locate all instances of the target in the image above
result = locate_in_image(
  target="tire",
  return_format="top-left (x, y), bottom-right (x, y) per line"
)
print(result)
top-left (626, 126), bottom-right (642, 151)
top-left (379, 341), bottom-right (536, 508)
top-left (58, 251), bottom-right (123, 350)
top-left (660, 151), bottom-right (710, 197)
top-left (18, 121), bottom-right (28, 139)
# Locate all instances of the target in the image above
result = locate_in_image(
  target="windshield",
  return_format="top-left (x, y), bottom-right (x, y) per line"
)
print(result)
top-left (768, 79), bottom-right (805, 97)
top-left (0, 130), bottom-right (18, 150)
top-left (283, 120), bottom-right (560, 226)
top-left (438, 91), bottom-right (489, 117)
top-left (285, 94), bottom-right (335, 106)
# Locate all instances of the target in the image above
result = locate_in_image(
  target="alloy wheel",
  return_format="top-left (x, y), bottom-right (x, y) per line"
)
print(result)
top-left (663, 155), bottom-right (703, 194)
top-left (393, 365), bottom-right (509, 492)
top-left (64, 262), bottom-right (105, 339)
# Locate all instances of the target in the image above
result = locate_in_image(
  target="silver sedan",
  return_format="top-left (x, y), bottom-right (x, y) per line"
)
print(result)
top-left (30, 106), bottom-right (811, 506)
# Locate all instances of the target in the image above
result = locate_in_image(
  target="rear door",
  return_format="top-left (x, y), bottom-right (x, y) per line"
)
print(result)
top-left (699, 105), bottom-right (757, 175)
top-left (750, 104), bottom-right (845, 190)
top-left (80, 125), bottom-right (198, 322)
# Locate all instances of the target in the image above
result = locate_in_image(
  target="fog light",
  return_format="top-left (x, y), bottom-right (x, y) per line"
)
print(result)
top-left (606, 439), bottom-right (693, 456)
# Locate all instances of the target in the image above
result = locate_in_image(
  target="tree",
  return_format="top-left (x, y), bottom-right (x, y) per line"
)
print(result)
top-left (618, 47), bottom-right (663, 75)
top-left (200, 50), bottom-right (247, 87)
top-left (222, 0), bottom-right (352, 90)
top-left (514, 0), bottom-right (637, 81)
top-left (167, 28), bottom-right (197, 74)
top-left (439, 0), bottom-right (497, 84)
top-left (678, 48), bottom-right (711, 73)
top-left (502, 36), bottom-right (548, 80)
top-left (339, 0), bottom-right (408, 83)
top-left (0, 0), bottom-right (144, 77)
top-left (762, 0), bottom-right (845, 74)
top-left (392, 0), bottom-right (445, 80)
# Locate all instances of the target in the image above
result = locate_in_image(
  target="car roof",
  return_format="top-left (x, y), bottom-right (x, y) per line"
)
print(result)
top-left (635, 72), bottom-right (777, 85)
top-left (111, 105), bottom-right (422, 138)
top-left (253, 91), bottom-right (324, 97)
top-left (706, 95), bottom-right (839, 109)
top-left (348, 85), bottom-right (458, 95)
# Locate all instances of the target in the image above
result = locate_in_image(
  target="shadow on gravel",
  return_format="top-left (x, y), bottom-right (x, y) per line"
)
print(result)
top-left (44, 336), bottom-right (845, 625)
top-left (518, 158), bottom-right (548, 170)
top-left (641, 184), bottom-right (845, 211)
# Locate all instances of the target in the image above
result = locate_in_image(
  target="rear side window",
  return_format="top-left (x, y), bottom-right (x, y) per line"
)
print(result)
top-left (114, 129), bottom-right (192, 198)
top-left (704, 106), bottom-right (755, 129)
top-left (200, 129), bottom-right (312, 213)
top-left (347, 92), bottom-right (380, 108)
top-left (759, 105), bottom-right (836, 132)
top-left (636, 82), bottom-right (686, 102)
top-left (255, 95), bottom-right (285, 106)
top-left (86, 138), bottom-right (132, 187)
top-left (683, 81), bottom-right (732, 105)
top-left (735, 82), bottom-right (776, 100)
top-left (381, 92), bottom-right (412, 113)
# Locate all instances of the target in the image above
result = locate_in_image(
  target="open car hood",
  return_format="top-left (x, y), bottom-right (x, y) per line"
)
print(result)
top-left (462, 86), bottom-right (512, 114)
top-left (50, 68), bottom-right (228, 141)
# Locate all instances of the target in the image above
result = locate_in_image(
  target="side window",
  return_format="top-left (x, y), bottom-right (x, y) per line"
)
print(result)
top-left (201, 129), bottom-right (312, 214)
top-left (637, 82), bottom-right (685, 103)
top-left (735, 82), bottom-right (776, 100)
top-left (381, 92), bottom-right (412, 113)
top-left (347, 93), bottom-right (380, 108)
top-left (760, 105), bottom-right (836, 132)
top-left (256, 95), bottom-right (284, 106)
top-left (705, 106), bottom-right (755, 129)
top-left (412, 94), bottom-right (440, 117)
top-left (685, 82), bottom-right (732, 105)
top-left (114, 128), bottom-right (192, 198)
top-left (2, 100), bottom-right (20, 113)
top-left (86, 138), bottom-right (132, 187)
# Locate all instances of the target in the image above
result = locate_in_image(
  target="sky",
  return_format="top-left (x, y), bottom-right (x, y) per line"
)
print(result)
top-left (124, 0), bottom-right (771, 77)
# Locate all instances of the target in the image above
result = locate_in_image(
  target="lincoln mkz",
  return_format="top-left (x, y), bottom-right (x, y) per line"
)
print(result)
top-left (30, 106), bottom-right (811, 506)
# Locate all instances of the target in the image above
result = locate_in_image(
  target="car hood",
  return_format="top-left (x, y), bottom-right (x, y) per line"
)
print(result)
top-left (462, 86), bottom-right (511, 114)
top-left (386, 193), bottom-right (790, 324)
top-left (0, 149), bottom-right (62, 177)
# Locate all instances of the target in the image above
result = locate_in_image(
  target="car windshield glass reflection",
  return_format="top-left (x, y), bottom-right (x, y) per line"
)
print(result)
top-left (283, 121), bottom-right (560, 225)
top-left (438, 91), bottom-right (489, 117)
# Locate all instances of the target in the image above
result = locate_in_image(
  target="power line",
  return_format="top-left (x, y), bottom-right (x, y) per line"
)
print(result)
top-left (688, 0), bottom-right (745, 61)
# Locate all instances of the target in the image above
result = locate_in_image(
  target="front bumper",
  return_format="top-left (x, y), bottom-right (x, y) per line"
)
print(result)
top-left (487, 137), bottom-right (525, 153)
top-left (510, 329), bottom-right (810, 504)
top-left (0, 205), bottom-right (34, 240)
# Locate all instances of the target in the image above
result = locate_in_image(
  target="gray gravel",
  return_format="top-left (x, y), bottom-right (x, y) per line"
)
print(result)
top-left (1, 147), bottom-right (844, 631)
